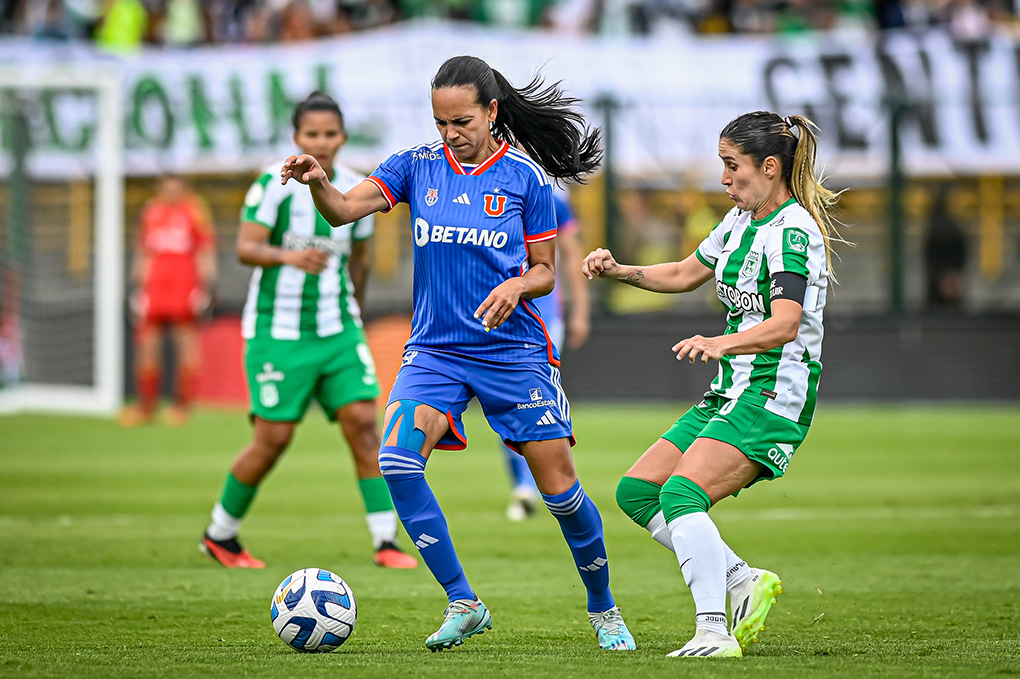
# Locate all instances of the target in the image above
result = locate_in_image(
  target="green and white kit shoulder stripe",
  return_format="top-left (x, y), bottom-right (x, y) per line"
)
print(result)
top-left (240, 161), bottom-right (374, 341)
top-left (695, 198), bottom-right (826, 425)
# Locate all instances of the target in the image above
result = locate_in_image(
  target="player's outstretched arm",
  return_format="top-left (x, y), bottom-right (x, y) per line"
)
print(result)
top-left (582, 249), bottom-right (714, 294)
top-left (281, 154), bottom-right (390, 226)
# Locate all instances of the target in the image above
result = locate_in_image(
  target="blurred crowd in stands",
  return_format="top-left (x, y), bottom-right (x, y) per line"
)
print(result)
top-left (2, 0), bottom-right (1017, 50)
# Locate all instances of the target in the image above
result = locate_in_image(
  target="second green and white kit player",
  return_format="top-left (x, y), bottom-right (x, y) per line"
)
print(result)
top-left (583, 110), bottom-right (842, 657)
top-left (201, 91), bottom-right (417, 571)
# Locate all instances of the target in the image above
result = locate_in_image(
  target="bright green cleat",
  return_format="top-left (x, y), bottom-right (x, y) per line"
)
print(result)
top-left (667, 630), bottom-right (742, 657)
top-left (425, 599), bottom-right (492, 652)
top-left (589, 606), bottom-right (636, 650)
top-left (730, 568), bottom-right (783, 651)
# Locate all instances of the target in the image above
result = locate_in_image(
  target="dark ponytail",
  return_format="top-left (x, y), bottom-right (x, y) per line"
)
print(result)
top-left (431, 55), bottom-right (602, 183)
top-left (292, 91), bottom-right (344, 131)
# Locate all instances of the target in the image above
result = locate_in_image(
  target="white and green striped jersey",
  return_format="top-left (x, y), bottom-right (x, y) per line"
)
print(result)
top-left (240, 161), bottom-right (374, 341)
top-left (695, 198), bottom-right (827, 425)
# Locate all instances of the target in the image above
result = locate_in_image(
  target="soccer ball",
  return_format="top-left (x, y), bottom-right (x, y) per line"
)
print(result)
top-left (270, 568), bottom-right (357, 652)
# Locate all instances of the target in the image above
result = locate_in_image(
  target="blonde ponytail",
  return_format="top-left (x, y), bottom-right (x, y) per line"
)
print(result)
top-left (786, 114), bottom-right (847, 281)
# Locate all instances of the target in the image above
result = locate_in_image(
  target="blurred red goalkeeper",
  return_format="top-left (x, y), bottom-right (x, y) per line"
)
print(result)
top-left (120, 174), bottom-right (217, 427)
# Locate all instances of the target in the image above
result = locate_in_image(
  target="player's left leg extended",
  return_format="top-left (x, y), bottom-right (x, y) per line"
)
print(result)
top-left (379, 399), bottom-right (490, 651)
top-left (520, 438), bottom-right (635, 651)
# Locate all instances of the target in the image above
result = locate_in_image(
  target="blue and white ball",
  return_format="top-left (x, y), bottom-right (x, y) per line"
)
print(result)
top-left (270, 568), bottom-right (357, 652)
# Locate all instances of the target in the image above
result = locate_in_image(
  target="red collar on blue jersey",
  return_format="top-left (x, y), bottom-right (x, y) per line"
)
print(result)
top-left (443, 141), bottom-right (509, 176)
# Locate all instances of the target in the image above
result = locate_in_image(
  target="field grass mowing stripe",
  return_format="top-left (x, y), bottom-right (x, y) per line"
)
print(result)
top-left (1, 504), bottom-right (1016, 527)
top-left (712, 505), bottom-right (1019, 521)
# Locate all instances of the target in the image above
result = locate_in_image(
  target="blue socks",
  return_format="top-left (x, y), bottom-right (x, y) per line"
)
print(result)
top-left (380, 444), bottom-right (613, 613)
top-left (543, 480), bottom-right (615, 612)
top-left (502, 442), bottom-right (538, 491)
top-left (379, 445), bottom-right (474, 602)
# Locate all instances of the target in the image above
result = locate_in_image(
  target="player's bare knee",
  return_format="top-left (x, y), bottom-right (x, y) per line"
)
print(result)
top-left (382, 400), bottom-right (431, 451)
top-left (255, 420), bottom-right (295, 456)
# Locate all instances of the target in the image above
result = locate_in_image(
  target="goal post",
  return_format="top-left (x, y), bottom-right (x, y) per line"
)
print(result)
top-left (0, 64), bottom-right (124, 416)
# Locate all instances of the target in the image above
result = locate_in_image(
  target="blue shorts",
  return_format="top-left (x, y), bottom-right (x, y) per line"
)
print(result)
top-left (388, 348), bottom-right (574, 452)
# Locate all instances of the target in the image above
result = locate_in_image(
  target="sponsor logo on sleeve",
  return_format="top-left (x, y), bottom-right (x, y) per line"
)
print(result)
top-left (785, 228), bottom-right (809, 254)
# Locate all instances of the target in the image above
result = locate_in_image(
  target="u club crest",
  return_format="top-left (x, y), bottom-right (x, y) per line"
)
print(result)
top-left (425, 187), bottom-right (439, 206)
top-left (483, 193), bottom-right (506, 217)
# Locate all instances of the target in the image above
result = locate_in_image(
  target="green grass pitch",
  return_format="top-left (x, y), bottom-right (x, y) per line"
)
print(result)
top-left (1, 404), bottom-right (1018, 678)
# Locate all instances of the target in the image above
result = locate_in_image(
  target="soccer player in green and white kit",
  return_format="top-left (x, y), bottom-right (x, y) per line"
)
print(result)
top-left (583, 111), bottom-right (841, 657)
top-left (200, 92), bottom-right (417, 570)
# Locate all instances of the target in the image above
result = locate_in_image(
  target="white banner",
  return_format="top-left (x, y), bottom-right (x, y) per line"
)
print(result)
top-left (3, 21), bottom-right (1020, 180)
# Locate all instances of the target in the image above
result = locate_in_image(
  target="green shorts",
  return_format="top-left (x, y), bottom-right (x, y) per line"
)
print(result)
top-left (661, 393), bottom-right (810, 486)
top-left (244, 329), bottom-right (380, 422)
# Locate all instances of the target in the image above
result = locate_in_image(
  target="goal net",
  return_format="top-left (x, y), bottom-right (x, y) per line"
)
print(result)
top-left (0, 65), bottom-right (124, 415)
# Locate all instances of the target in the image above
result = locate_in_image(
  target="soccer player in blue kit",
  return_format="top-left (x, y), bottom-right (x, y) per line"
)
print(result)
top-left (281, 55), bottom-right (635, 652)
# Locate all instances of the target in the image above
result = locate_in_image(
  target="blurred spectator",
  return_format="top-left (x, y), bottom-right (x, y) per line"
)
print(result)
top-left (774, 0), bottom-right (816, 32)
top-left (31, 0), bottom-right (75, 40)
top-left (1, 0), bottom-right (23, 33)
top-left (947, 0), bottom-right (991, 39)
top-left (731, 0), bottom-right (774, 32)
top-left (94, 0), bottom-right (149, 52)
top-left (152, 0), bottom-right (209, 46)
top-left (278, 0), bottom-right (321, 39)
top-left (340, 0), bottom-right (400, 30)
top-left (3, 0), bottom-right (1017, 46)
top-left (206, 0), bottom-right (254, 41)
top-left (482, 0), bottom-right (552, 27)
top-left (546, 0), bottom-right (600, 33)
top-left (923, 191), bottom-right (967, 311)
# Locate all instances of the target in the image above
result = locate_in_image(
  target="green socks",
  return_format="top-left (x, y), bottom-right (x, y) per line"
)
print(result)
top-left (616, 476), bottom-right (665, 528)
top-left (219, 472), bottom-right (258, 519)
top-left (358, 476), bottom-right (394, 514)
top-left (660, 475), bottom-right (711, 523)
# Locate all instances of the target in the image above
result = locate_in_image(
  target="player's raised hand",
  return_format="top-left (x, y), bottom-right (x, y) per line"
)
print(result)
top-left (581, 248), bottom-right (621, 280)
top-left (285, 247), bottom-right (330, 274)
top-left (474, 279), bottom-right (526, 332)
top-left (673, 334), bottom-right (727, 364)
top-left (281, 154), bottom-right (326, 185)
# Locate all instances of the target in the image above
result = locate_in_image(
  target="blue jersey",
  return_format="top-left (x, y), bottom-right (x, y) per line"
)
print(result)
top-left (369, 140), bottom-right (560, 365)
